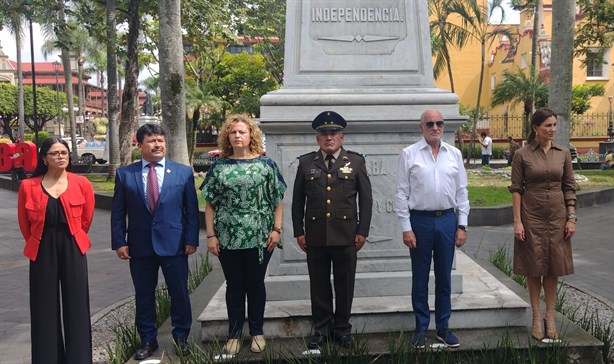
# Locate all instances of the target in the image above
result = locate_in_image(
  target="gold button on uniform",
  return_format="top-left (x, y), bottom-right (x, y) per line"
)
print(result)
top-left (326, 212), bottom-right (331, 218)
top-left (327, 174), bottom-right (332, 178)
top-left (327, 186), bottom-right (331, 191)
top-left (312, 217), bottom-right (316, 220)
top-left (345, 176), bottom-right (348, 180)
top-left (326, 199), bottom-right (331, 204)
top-left (310, 177), bottom-right (314, 180)
top-left (343, 216), bottom-right (347, 219)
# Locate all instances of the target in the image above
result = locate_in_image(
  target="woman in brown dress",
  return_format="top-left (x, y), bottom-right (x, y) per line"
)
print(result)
top-left (509, 108), bottom-right (576, 341)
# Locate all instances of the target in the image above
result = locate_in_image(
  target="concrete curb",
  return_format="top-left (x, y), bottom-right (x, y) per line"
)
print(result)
top-left (2, 176), bottom-right (612, 227)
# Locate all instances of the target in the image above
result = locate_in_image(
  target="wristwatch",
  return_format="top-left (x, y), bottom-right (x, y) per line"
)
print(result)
top-left (272, 227), bottom-right (282, 234)
top-left (457, 225), bottom-right (468, 232)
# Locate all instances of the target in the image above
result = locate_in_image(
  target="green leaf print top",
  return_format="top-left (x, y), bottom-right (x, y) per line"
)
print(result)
top-left (201, 156), bottom-right (287, 263)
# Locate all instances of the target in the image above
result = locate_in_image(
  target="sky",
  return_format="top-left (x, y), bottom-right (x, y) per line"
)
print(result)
top-left (0, 2), bottom-right (521, 84)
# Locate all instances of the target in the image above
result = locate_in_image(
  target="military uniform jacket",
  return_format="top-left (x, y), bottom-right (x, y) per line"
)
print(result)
top-left (292, 148), bottom-right (373, 247)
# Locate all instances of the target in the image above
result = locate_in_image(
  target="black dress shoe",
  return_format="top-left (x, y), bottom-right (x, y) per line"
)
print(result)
top-left (333, 334), bottom-right (353, 348)
top-left (307, 334), bottom-right (327, 349)
top-left (174, 337), bottom-right (189, 356)
top-left (134, 340), bottom-right (159, 360)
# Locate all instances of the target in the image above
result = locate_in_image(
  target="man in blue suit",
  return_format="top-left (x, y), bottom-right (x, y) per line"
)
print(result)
top-left (111, 123), bottom-right (199, 360)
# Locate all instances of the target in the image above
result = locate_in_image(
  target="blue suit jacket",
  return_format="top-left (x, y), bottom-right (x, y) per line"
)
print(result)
top-left (111, 159), bottom-right (199, 257)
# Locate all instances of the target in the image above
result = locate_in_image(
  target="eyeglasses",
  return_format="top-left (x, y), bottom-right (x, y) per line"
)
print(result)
top-left (47, 151), bottom-right (69, 157)
top-left (425, 120), bottom-right (444, 129)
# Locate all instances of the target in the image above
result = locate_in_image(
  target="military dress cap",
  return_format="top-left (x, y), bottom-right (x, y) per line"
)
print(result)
top-left (312, 111), bottom-right (347, 132)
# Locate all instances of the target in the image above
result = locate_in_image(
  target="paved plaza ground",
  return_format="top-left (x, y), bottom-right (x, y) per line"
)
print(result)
top-left (1, 185), bottom-right (612, 363)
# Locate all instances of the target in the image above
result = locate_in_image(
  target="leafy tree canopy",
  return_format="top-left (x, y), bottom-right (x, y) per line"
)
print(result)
top-left (571, 83), bottom-right (605, 115)
top-left (574, 0), bottom-right (614, 67)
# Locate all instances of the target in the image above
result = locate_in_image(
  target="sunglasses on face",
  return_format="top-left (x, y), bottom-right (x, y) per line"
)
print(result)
top-left (47, 151), bottom-right (69, 157)
top-left (425, 120), bottom-right (444, 129)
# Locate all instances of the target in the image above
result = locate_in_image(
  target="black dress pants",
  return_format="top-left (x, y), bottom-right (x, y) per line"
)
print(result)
top-left (29, 233), bottom-right (91, 364)
top-left (306, 245), bottom-right (357, 337)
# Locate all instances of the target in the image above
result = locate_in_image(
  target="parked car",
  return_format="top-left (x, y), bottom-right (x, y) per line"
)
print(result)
top-left (62, 137), bottom-right (108, 164)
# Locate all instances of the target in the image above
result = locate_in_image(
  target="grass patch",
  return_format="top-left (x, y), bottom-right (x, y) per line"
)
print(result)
top-left (489, 244), bottom-right (614, 363)
top-left (86, 174), bottom-right (207, 208)
top-left (106, 253), bottom-right (211, 363)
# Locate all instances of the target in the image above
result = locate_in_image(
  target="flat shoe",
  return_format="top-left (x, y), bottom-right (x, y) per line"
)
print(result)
top-left (251, 335), bottom-right (266, 353)
top-left (223, 338), bottom-right (241, 355)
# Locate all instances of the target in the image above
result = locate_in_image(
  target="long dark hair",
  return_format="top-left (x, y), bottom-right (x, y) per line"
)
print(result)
top-left (31, 137), bottom-right (72, 177)
top-left (527, 108), bottom-right (557, 144)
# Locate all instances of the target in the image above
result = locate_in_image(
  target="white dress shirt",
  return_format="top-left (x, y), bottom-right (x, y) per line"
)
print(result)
top-left (394, 138), bottom-right (470, 232)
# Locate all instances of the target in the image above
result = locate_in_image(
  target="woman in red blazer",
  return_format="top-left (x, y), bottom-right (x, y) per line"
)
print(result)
top-left (17, 137), bottom-right (95, 364)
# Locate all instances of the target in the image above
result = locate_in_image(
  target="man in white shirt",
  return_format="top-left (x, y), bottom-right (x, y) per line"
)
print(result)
top-left (478, 131), bottom-right (492, 166)
top-left (394, 109), bottom-right (470, 349)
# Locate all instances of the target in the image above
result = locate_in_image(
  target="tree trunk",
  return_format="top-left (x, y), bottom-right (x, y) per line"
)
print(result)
top-left (118, 0), bottom-right (140, 166)
top-left (159, 0), bottom-right (189, 165)
top-left (469, 42), bottom-right (487, 165)
top-left (106, 0), bottom-right (119, 180)
top-left (16, 29), bottom-right (25, 141)
top-left (58, 0), bottom-right (77, 153)
top-left (530, 0), bottom-right (540, 113)
top-left (549, 0), bottom-right (575, 147)
top-left (77, 54), bottom-right (85, 137)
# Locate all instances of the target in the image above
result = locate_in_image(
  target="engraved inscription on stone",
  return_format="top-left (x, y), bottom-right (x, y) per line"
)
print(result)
top-left (309, 0), bottom-right (407, 55)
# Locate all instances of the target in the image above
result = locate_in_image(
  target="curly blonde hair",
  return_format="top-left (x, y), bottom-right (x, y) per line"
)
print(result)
top-left (218, 114), bottom-right (264, 158)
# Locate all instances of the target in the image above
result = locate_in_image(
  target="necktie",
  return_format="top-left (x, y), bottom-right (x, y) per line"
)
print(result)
top-left (326, 154), bottom-right (334, 171)
top-left (147, 163), bottom-right (159, 214)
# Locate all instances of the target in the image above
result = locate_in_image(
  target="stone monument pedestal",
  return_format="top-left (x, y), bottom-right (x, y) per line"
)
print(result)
top-left (198, 251), bottom-right (529, 340)
top-left (198, 0), bottom-right (529, 341)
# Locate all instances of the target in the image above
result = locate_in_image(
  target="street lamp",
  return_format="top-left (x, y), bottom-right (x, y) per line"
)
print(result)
top-left (52, 61), bottom-right (61, 136)
top-left (608, 96), bottom-right (613, 142)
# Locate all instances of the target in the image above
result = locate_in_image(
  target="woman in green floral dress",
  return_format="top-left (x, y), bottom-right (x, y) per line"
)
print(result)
top-left (202, 115), bottom-right (286, 355)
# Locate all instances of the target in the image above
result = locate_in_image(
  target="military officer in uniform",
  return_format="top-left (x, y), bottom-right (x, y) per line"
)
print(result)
top-left (292, 111), bottom-right (373, 349)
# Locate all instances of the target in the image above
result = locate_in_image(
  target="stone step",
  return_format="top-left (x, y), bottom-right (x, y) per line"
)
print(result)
top-left (198, 251), bottom-right (530, 340)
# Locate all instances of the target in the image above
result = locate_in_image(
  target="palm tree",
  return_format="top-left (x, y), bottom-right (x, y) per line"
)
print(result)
top-left (185, 82), bottom-right (221, 161)
top-left (450, 0), bottom-right (514, 163)
top-left (491, 65), bottom-right (548, 137)
top-left (429, 0), bottom-right (469, 93)
top-left (6, 11), bottom-right (25, 141)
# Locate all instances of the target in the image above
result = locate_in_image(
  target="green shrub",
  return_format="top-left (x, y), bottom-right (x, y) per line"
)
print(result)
top-left (131, 148), bottom-right (141, 161)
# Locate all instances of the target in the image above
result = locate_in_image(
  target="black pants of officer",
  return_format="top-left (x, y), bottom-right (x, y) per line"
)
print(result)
top-left (306, 245), bottom-right (357, 337)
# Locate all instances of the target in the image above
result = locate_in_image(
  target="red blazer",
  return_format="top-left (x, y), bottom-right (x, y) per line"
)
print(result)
top-left (18, 173), bottom-right (95, 261)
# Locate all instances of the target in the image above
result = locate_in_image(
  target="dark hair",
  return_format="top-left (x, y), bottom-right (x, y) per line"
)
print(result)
top-left (527, 108), bottom-right (557, 144)
top-left (136, 123), bottom-right (166, 144)
top-left (480, 132), bottom-right (487, 137)
top-left (31, 137), bottom-right (71, 177)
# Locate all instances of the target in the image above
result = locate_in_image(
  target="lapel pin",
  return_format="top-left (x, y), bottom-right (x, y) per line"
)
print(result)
top-left (167, 169), bottom-right (171, 173)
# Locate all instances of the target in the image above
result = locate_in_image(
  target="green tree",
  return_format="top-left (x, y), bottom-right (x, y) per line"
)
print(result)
top-left (0, 83), bottom-right (67, 141)
top-left (571, 84), bottom-right (606, 115)
top-left (1, 0), bottom-right (26, 141)
top-left (240, 0), bottom-right (286, 84)
top-left (429, 0), bottom-right (469, 93)
top-left (574, 0), bottom-right (614, 67)
top-left (207, 52), bottom-right (278, 121)
top-left (491, 65), bottom-right (548, 137)
top-left (451, 0), bottom-right (514, 162)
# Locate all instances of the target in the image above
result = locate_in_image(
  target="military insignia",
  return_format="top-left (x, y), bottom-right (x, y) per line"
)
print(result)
top-left (340, 163), bottom-right (353, 174)
top-left (309, 169), bottom-right (317, 174)
top-left (342, 156), bottom-right (349, 161)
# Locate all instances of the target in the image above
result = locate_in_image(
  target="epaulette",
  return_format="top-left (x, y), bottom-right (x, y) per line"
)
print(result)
top-left (290, 151), bottom-right (317, 167)
top-left (347, 150), bottom-right (367, 159)
top-left (298, 151), bottom-right (317, 159)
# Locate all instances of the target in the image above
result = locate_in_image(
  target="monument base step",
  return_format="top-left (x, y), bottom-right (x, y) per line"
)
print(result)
top-left (198, 252), bottom-right (530, 340)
